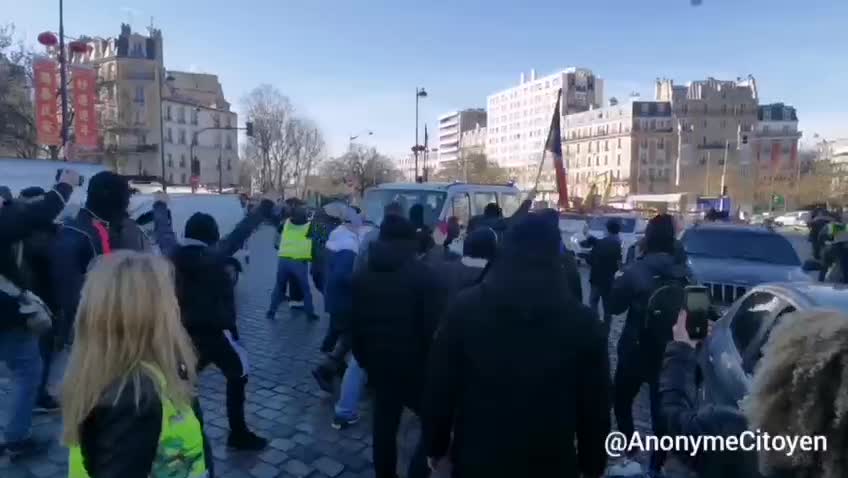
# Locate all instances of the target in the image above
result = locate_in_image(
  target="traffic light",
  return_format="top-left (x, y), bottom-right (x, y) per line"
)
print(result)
top-left (245, 121), bottom-right (254, 137)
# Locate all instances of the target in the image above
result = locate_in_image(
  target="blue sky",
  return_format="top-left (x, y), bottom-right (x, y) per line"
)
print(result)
top-left (7, 0), bottom-right (847, 158)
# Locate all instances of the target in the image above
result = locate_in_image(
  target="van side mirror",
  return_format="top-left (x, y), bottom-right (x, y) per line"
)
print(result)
top-left (802, 259), bottom-right (822, 272)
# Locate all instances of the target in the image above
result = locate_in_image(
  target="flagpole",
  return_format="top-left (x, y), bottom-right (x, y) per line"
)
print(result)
top-left (675, 120), bottom-right (683, 188)
top-left (533, 88), bottom-right (563, 193)
top-left (705, 151), bottom-right (711, 196)
top-left (720, 140), bottom-right (728, 210)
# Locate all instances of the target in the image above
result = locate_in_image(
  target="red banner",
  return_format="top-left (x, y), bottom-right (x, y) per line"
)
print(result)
top-left (33, 57), bottom-right (60, 146)
top-left (71, 66), bottom-right (98, 147)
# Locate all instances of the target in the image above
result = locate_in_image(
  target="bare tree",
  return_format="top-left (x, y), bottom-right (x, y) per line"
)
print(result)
top-left (435, 152), bottom-right (509, 184)
top-left (0, 24), bottom-right (42, 158)
top-left (242, 84), bottom-right (292, 191)
top-left (320, 145), bottom-right (399, 197)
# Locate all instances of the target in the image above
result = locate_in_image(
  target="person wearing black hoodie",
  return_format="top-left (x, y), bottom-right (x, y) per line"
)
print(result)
top-left (425, 212), bottom-right (610, 478)
top-left (153, 192), bottom-right (274, 451)
top-left (51, 171), bottom-right (144, 345)
top-left (0, 170), bottom-right (77, 458)
top-left (350, 215), bottom-right (446, 478)
top-left (608, 213), bottom-right (692, 475)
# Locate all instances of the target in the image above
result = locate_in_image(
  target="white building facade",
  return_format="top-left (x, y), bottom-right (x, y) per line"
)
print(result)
top-left (486, 67), bottom-right (603, 190)
top-left (162, 100), bottom-right (238, 187)
top-left (436, 109), bottom-right (486, 171)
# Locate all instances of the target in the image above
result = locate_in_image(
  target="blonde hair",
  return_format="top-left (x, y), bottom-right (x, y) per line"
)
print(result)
top-left (743, 310), bottom-right (848, 478)
top-left (61, 251), bottom-right (197, 445)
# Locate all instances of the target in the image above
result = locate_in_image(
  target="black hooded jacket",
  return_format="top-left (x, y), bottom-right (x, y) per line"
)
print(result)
top-left (350, 238), bottom-right (445, 391)
top-left (609, 252), bottom-right (692, 376)
top-left (425, 253), bottom-right (610, 478)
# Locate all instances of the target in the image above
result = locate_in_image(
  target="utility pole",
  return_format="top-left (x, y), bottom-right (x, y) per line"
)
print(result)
top-left (58, 0), bottom-right (69, 158)
top-left (705, 151), bottom-right (711, 196)
top-left (720, 140), bottom-right (728, 210)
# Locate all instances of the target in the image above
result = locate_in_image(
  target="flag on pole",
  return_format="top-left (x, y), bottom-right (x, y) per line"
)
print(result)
top-left (537, 89), bottom-right (567, 208)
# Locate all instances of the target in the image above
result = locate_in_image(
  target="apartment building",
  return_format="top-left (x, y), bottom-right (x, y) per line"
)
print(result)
top-left (751, 103), bottom-right (802, 207)
top-left (437, 109), bottom-right (486, 171)
top-left (65, 24), bottom-right (165, 173)
top-left (460, 124), bottom-right (486, 157)
top-left (162, 72), bottom-right (238, 187)
top-left (486, 68), bottom-right (603, 190)
top-left (563, 98), bottom-right (677, 201)
top-left (655, 77), bottom-right (758, 206)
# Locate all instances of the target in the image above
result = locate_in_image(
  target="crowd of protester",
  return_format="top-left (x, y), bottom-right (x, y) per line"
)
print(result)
top-left (1, 170), bottom-right (848, 478)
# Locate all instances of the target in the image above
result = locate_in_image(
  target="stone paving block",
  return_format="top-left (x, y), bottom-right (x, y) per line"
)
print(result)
top-left (249, 461), bottom-right (280, 478)
top-left (283, 458), bottom-right (314, 477)
top-left (286, 445), bottom-right (322, 464)
top-left (292, 432), bottom-right (315, 446)
top-left (28, 461), bottom-right (60, 478)
top-left (311, 456), bottom-right (345, 477)
top-left (269, 437), bottom-right (297, 452)
top-left (259, 448), bottom-right (289, 465)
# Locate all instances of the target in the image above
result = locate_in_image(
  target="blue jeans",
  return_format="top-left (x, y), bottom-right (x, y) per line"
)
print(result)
top-left (334, 355), bottom-right (365, 420)
top-left (0, 330), bottom-right (43, 443)
top-left (268, 258), bottom-right (313, 316)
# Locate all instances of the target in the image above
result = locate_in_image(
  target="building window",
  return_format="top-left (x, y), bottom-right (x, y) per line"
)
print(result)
top-left (191, 109), bottom-right (198, 125)
top-left (166, 128), bottom-right (173, 143)
top-left (721, 104), bottom-right (727, 114)
top-left (703, 136), bottom-right (708, 145)
top-left (226, 135), bottom-right (233, 150)
top-left (577, 144), bottom-right (581, 153)
top-left (604, 155), bottom-right (608, 166)
top-left (134, 85), bottom-right (145, 104)
top-left (166, 105), bottom-right (172, 121)
top-left (178, 107), bottom-right (185, 124)
top-left (617, 138), bottom-right (622, 148)
top-left (703, 120), bottom-right (708, 128)
top-left (178, 130), bottom-right (186, 145)
top-left (181, 173), bottom-right (186, 184)
top-left (167, 153), bottom-right (173, 168)
top-left (605, 140), bottom-right (609, 151)
top-left (617, 154), bottom-right (621, 166)
top-left (763, 126), bottom-right (770, 135)
top-left (683, 104), bottom-right (689, 114)
top-left (641, 103), bottom-right (649, 113)
top-left (169, 173), bottom-right (174, 183)
top-left (179, 154), bottom-right (186, 167)
top-left (641, 139), bottom-right (648, 148)
top-left (227, 159), bottom-right (232, 171)
top-left (658, 138), bottom-right (665, 150)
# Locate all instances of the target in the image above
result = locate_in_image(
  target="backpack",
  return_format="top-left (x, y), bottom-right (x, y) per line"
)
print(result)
top-left (641, 271), bottom-right (690, 349)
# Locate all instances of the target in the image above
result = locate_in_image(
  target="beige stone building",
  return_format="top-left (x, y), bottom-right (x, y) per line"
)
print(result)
top-left (655, 77), bottom-right (758, 208)
top-left (562, 98), bottom-right (677, 202)
top-left (436, 109), bottom-right (486, 171)
top-left (162, 72), bottom-right (238, 188)
top-left (66, 24), bottom-right (165, 173)
top-left (751, 103), bottom-right (802, 208)
top-left (486, 67), bottom-right (603, 190)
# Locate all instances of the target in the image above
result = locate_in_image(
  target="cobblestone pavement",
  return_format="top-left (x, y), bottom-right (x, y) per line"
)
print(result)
top-left (0, 225), bottom-right (659, 478)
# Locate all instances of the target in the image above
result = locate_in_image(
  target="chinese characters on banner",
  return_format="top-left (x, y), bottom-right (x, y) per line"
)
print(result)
top-left (33, 57), bottom-right (60, 146)
top-left (71, 66), bottom-right (98, 147)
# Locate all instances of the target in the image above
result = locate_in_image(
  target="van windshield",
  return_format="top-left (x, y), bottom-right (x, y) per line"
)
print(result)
top-left (362, 189), bottom-right (447, 226)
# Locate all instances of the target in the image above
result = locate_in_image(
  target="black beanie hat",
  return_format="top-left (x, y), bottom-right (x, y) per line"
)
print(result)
top-left (19, 186), bottom-right (46, 198)
top-left (379, 214), bottom-right (416, 241)
top-left (463, 227), bottom-right (498, 259)
top-left (503, 213), bottom-right (560, 260)
top-left (86, 171), bottom-right (130, 221)
top-left (645, 214), bottom-right (675, 254)
top-left (185, 212), bottom-right (220, 245)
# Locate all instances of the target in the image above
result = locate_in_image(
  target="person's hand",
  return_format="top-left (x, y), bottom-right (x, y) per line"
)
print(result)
top-left (153, 191), bottom-right (169, 205)
top-left (58, 169), bottom-right (81, 188)
top-left (672, 311), bottom-right (699, 349)
top-left (427, 456), bottom-right (446, 472)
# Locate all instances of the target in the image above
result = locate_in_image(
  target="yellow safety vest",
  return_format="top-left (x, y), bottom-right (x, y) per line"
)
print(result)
top-left (278, 220), bottom-right (312, 260)
top-left (68, 364), bottom-right (207, 478)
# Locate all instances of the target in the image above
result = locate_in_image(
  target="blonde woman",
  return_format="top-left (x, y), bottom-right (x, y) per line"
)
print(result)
top-left (62, 252), bottom-right (210, 478)
top-left (744, 310), bottom-right (848, 478)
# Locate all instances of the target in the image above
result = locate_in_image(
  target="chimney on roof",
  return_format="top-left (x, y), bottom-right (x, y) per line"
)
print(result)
top-left (520, 72), bottom-right (525, 84)
top-left (530, 69), bottom-right (536, 81)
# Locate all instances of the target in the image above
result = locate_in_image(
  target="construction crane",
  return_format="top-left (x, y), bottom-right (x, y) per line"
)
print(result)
top-left (585, 171), bottom-right (613, 210)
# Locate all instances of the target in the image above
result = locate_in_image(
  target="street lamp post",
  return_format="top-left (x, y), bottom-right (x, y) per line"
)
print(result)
top-left (348, 130), bottom-right (373, 151)
top-left (57, 0), bottom-right (69, 153)
top-left (414, 87), bottom-right (427, 181)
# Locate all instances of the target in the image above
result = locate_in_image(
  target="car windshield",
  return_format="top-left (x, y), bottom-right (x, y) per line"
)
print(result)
top-left (560, 214), bottom-right (588, 232)
top-left (362, 189), bottom-right (447, 226)
top-left (682, 229), bottom-right (801, 266)
top-left (588, 216), bottom-right (637, 233)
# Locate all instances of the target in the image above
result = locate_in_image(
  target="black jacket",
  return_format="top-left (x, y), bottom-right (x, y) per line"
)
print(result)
top-left (51, 206), bottom-right (147, 333)
top-left (609, 252), bottom-right (692, 377)
top-left (587, 234), bottom-right (621, 289)
top-left (154, 200), bottom-right (272, 338)
top-left (425, 255), bottom-right (610, 478)
top-left (351, 238), bottom-right (446, 391)
top-left (660, 341), bottom-right (760, 478)
top-left (77, 372), bottom-right (212, 478)
top-left (0, 185), bottom-right (71, 331)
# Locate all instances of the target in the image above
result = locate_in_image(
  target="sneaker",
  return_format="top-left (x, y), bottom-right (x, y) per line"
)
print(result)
top-left (4, 437), bottom-right (50, 460)
top-left (34, 395), bottom-right (60, 413)
top-left (607, 458), bottom-right (644, 477)
top-left (227, 430), bottom-right (268, 451)
top-left (331, 414), bottom-right (360, 430)
top-left (312, 367), bottom-right (335, 394)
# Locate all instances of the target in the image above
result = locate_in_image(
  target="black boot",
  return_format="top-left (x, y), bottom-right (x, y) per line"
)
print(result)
top-left (225, 376), bottom-right (267, 451)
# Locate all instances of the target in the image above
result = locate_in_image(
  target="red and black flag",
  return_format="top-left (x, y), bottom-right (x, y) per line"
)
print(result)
top-left (543, 89), bottom-right (568, 208)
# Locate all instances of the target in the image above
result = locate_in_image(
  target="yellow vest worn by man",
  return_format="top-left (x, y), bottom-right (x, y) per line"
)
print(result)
top-left (278, 220), bottom-right (312, 260)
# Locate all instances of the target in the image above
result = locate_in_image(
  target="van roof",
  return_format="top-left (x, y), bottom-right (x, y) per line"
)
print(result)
top-left (372, 181), bottom-right (520, 193)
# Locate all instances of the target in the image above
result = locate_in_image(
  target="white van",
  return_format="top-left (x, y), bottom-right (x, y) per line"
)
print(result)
top-left (361, 182), bottom-right (523, 252)
top-left (0, 158), bottom-right (109, 217)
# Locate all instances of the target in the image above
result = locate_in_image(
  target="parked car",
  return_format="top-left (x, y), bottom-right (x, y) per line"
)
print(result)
top-left (558, 213), bottom-right (589, 248)
top-left (568, 214), bottom-right (646, 262)
top-left (773, 210), bottom-right (811, 227)
top-left (701, 282), bottom-right (848, 408)
top-left (680, 223), bottom-right (811, 310)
